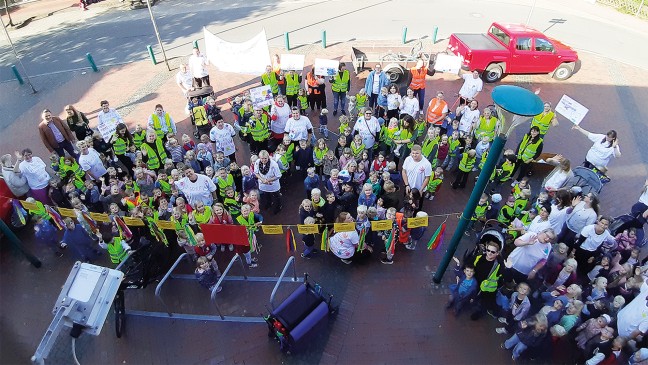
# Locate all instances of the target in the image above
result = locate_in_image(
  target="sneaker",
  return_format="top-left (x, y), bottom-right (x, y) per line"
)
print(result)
top-left (498, 317), bottom-right (508, 324)
top-left (301, 253), bottom-right (311, 259)
top-left (380, 258), bottom-right (393, 265)
top-left (220, 245), bottom-right (225, 252)
top-left (486, 310), bottom-right (498, 319)
top-left (228, 244), bottom-right (234, 251)
top-left (495, 327), bottom-right (508, 335)
top-left (405, 243), bottom-right (416, 250)
top-left (340, 258), bottom-right (352, 265)
top-left (249, 263), bottom-right (258, 268)
top-left (251, 257), bottom-right (259, 263)
top-left (341, 110), bottom-right (346, 115)
top-left (428, 195), bottom-right (434, 201)
top-left (59, 242), bottom-right (67, 249)
top-left (333, 110), bottom-right (338, 116)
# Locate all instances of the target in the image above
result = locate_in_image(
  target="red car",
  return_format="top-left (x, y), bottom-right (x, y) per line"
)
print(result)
top-left (447, 22), bottom-right (580, 82)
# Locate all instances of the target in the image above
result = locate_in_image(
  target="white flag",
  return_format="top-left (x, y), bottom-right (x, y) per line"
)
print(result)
top-left (203, 28), bottom-right (271, 75)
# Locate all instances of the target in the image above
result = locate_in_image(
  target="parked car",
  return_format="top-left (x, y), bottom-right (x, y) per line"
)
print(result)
top-left (446, 22), bottom-right (579, 82)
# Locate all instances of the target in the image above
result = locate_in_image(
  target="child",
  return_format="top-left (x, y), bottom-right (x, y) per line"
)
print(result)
top-left (497, 195), bottom-right (517, 226)
top-left (294, 139), bottom-right (313, 178)
top-left (470, 193), bottom-right (491, 232)
top-left (350, 134), bottom-right (365, 161)
top-left (371, 151), bottom-right (387, 173)
top-left (375, 197), bottom-right (387, 220)
top-left (229, 162), bottom-right (242, 194)
top-left (303, 167), bottom-right (320, 197)
top-left (82, 179), bottom-right (102, 212)
top-left (98, 224), bottom-right (131, 265)
top-left (184, 150), bottom-right (201, 173)
top-left (319, 108), bottom-right (329, 140)
top-left (338, 148), bottom-right (353, 171)
top-left (213, 152), bottom-right (231, 171)
top-left (297, 88), bottom-right (308, 115)
top-left (240, 165), bottom-right (258, 194)
top-left (575, 314), bottom-right (611, 349)
top-left (196, 143), bottom-right (214, 170)
top-left (214, 167), bottom-right (236, 202)
top-left (60, 218), bottom-right (102, 262)
top-left (355, 205), bottom-right (371, 232)
top-left (33, 213), bottom-right (64, 256)
top-left (338, 182), bottom-right (358, 217)
top-left (436, 134), bottom-right (449, 168)
top-left (447, 259), bottom-right (478, 316)
top-left (424, 167), bottom-right (444, 201)
top-left (406, 211), bottom-right (428, 250)
top-left (192, 200), bottom-right (213, 225)
top-left (322, 149), bottom-right (339, 180)
top-left (195, 256), bottom-right (222, 293)
top-left (274, 144), bottom-right (289, 174)
top-left (234, 204), bottom-right (261, 268)
top-left (326, 169), bottom-right (342, 198)
top-left (376, 86), bottom-right (388, 119)
top-left (474, 135), bottom-right (491, 171)
top-left (421, 127), bottom-right (440, 166)
top-left (495, 282), bottom-right (532, 335)
top-left (358, 183), bottom-right (377, 207)
top-left (346, 95), bottom-right (357, 121)
top-left (211, 203), bottom-right (234, 252)
top-left (301, 216), bottom-right (318, 259)
top-left (334, 135), bottom-right (348, 159)
top-left (165, 137), bottom-right (184, 163)
top-left (366, 171), bottom-right (382, 195)
top-left (313, 138), bottom-right (329, 177)
top-left (387, 161), bottom-right (402, 186)
top-left (442, 130), bottom-right (461, 171)
top-left (338, 115), bottom-right (351, 136)
top-left (223, 186), bottom-right (241, 217)
top-left (451, 149), bottom-right (477, 189)
top-left (615, 228), bottom-right (637, 252)
top-left (181, 134), bottom-right (196, 153)
top-left (502, 313), bottom-right (549, 361)
top-left (355, 88), bottom-right (368, 115)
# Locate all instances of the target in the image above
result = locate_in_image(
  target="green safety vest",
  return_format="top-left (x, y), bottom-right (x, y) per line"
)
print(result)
top-left (398, 128), bottom-right (414, 149)
top-left (249, 115), bottom-right (270, 142)
top-left (331, 70), bottom-right (350, 93)
top-left (283, 143), bottom-right (295, 163)
top-left (216, 174), bottom-right (235, 197)
top-left (27, 200), bottom-right (49, 220)
top-left (152, 113), bottom-right (173, 140)
top-left (141, 139), bottom-right (167, 170)
top-left (112, 134), bottom-right (130, 155)
top-left (133, 130), bottom-right (146, 148)
top-left (193, 206), bottom-right (212, 225)
top-left (262, 72), bottom-right (279, 94)
top-left (473, 255), bottom-right (501, 292)
top-left (381, 127), bottom-right (398, 147)
top-left (497, 205), bottom-right (515, 225)
top-left (158, 179), bottom-right (171, 195)
top-left (314, 147), bottom-right (328, 166)
top-left (58, 157), bottom-right (85, 181)
top-left (339, 122), bottom-right (350, 135)
top-left (278, 154), bottom-right (290, 172)
top-left (356, 93), bottom-right (367, 108)
top-left (496, 161), bottom-right (515, 182)
top-left (458, 153), bottom-right (476, 172)
top-left (473, 202), bottom-right (490, 221)
top-left (479, 149), bottom-right (489, 169)
top-left (517, 134), bottom-right (543, 163)
top-left (285, 73), bottom-right (300, 95)
top-left (531, 111), bottom-right (555, 135)
top-left (107, 237), bottom-right (128, 264)
top-left (514, 198), bottom-right (529, 216)
top-left (448, 137), bottom-right (460, 157)
top-left (297, 95), bottom-right (308, 110)
top-left (425, 177), bottom-right (443, 194)
top-left (235, 211), bottom-right (256, 231)
top-left (224, 197), bottom-right (241, 217)
top-left (415, 120), bottom-right (427, 138)
top-left (473, 116), bottom-right (498, 141)
top-left (350, 143), bottom-right (365, 159)
top-left (192, 105), bottom-right (208, 126)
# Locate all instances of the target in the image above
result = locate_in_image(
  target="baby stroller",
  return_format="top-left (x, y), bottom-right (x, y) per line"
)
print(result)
top-left (463, 219), bottom-right (507, 262)
top-left (609, 214), bottom-right (647, 248)
top-left (187, 86), bottom-right (216, 139)
top-left (564, 167), bottom-right (604, 195)
top-left (264, 274), bottom-right (336, 354)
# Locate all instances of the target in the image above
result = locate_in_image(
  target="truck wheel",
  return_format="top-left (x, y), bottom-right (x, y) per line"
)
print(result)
top-left (384, 63), bottom-right (405, 84)
top-left (552, 63), bottom-right (574, 81)
top-left (483, 64), bottom-right (503, 83)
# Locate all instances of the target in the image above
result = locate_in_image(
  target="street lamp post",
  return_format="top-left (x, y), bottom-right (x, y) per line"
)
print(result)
top-left (146, 0), bottom-right (170, 71)
top-left (526, 0), bottom-right (538, 25)
top-left (432, 85), bottom-right (543, 284)
top-left (0, 14), bottom-right (37, 93)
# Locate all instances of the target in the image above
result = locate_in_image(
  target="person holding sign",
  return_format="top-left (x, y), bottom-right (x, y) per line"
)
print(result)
top-left (97, 100), bottom-right (124, 143)
top-left (571, 125), bottom-right (621, 174)
top-left (306, 68), bottom-right (327, 112)
top-left (261, 65), bottom-right (280, 95)
top-left (329, 63), bottom-right (351, 117)
top-left (409, 59), bottom-right (428, 111)
top-left (329, 212), bottom-right (370, 264)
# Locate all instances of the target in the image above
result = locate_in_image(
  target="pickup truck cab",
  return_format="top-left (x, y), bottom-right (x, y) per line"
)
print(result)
top-left (447, 22), bottom-right (579, 83)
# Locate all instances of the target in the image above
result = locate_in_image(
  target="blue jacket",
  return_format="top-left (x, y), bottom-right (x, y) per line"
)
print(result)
top-left (364, 71), bottom-right (389, 95)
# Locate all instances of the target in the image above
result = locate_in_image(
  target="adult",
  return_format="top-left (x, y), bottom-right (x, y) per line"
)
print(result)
top-left (401, 145), bottom-right (432, 208)
top-left (571, 125), bottom-right (621, 173)
top-left (247, 107), bottom-right (270, 154)
top-left (425, 91), bottom-right (449, 130)
top-left (261, 65), bottom-right (279, 95)
top-left (458, 69), bottom-right (483, 105)
top-left (14, 149), bottom-right (52, 204)
top-left (386, 84), bottom-right (402, 120)
top-left (616, 281), bottom-right (648, 339)
top-left (514, 126), bottom-right (544, 180)
top-left (364, 64), bottom-right (389, 109)
top-left (456, 99), bottom-right (480, 137)
top-left (527, 204), bottom-right (552, 233)
top-left (269, 95), bottom-right (291, 151)
top-left (531, 101), bottom-right (558, 137)
top-left (284, 107), bottom-right (313, 144)
top-left (504, 228), bottom-right (556, 286)
top-left (330, 63), bottom-right (350, 116)
top-left (557, 192), bottom-right (599, 251)
top-left (173, 167), bottom-right (218, 207)
top-left (473, 107), bottom-right (500, 142)
top-left (76, 140), bottom-right (107, 181)
top-left (399, 88), bottom-right (420, 119)
top-left (466, 240), bottom-right (504, 321)
top-left (329, 212), bottom-right (371, 264)
top-left (408, 59), bottom-right (428, 110)
top-left (352, 109), bottom-right (380, 159)
top-left (108, 123), bottom-right (135, 172)
top-left (209, 119), bottom-right (237, 162)
top-left (175, 63), bottom-right (194, 96)
top-left (38, 109), bottom-right (77, 159)
top-left (574, 216), bottom-right (616, 277)
top-left (548, 190), bottom-right (572, 236)
top-left (0, 154), bottom-right (29, 197)
top-left (306, 68), bottom-right (327, 111)
top-left (147, 104), bottom-right (177, 141)
top-left (188, 47), bottom-right (210, 87)
top-left (254, 150), bottom-right (282, 214)
top-left (64, 104), bottom-right (93, 141)
top-left (140, 129), bottom-right (168, 171)
top-left (631, 177), bottom-right (648, 226)
top-left (284, 70), bottom-right (302, 108)
top-left (97, 100), bottom-right (124, 142)
top-left (542, 154), bottom-right (573, 192)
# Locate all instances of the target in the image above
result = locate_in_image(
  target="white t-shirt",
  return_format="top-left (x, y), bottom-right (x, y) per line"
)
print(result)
top-left (189, 54), bottom-right (209, 77)
top-left (78, 148), bottom-right (107, 180)
top-left (254, 160), bottom-right (282, 193)
top-left (387, 94), bottom-right (402, 111)
top-left (639, 188), bottom-right (648, 205)
top-left (174, 174), bottom-right (217, 207)
top-left (579, 224), bottom-right (615, 252)
top-left (400, 97), bottom-right (420, 118)
top-left (270, 104), bottom-right (291, 135)
top-left (458, 108), bottom-right (480, 134)
top-left (372, 73), bottom-right (381, 94)
top-left (209, 124), bottom-right (236, 157)
top-left (528, 216), bottom-right (551, 233)
top-left (508, 232), bottom-right (552, 275)
top-left (549, 204), bottom-right (568, 235)
top-left (329, 230), bottom-right (360, 259)
top-left (565, 202), bottom-right (597, 234)
top-left (353, 116), bottom-right (381, 148)
top-left (617, 281), bottom-right (648, 337)
top-left (284, 116), bottom-right (313, 142)
top-left (175, 70), bottom-right (193, 90)
top-left (402, 156), bottom-right (432, 191)
top-left (544, 169), bottom-right (573, 191)
top-left (585, 133), bottom-right (618, 168)
top-left (18, 157), bottom-right (50, 190)
top-left (459, 74), bottom-right (483, 99)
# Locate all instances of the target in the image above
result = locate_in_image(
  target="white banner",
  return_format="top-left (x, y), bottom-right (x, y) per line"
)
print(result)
top-left (433, 53), bottom-right (462, 74)
top-left (314, 58), bottom-right (339, 76)
top-left (280, 54), bottom-right (305, 71)
top-left (249, 85), bottom-right (274, 108)
top-left (555, 94), bottom-right (588, 125)
top-left (203, 28), bottom-right (271, 75)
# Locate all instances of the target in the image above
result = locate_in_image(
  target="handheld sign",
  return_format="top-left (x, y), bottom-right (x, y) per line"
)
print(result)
top-left (555, 95), bottom-right (588, 125)
top-left (314, 58), bottom-right (339, 76)
top-left (280, 54), bottom-right (305, 71)
top-left (89, 213), bottom-right (110, 223)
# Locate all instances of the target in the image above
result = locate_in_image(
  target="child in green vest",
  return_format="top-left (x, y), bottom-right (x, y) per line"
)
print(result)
top-left (413, 118), bottom-right (427, 142)
top-left (98, 225), bottom-right (131, 265)
top-left (497, 195), bottom-right (517, 226)
top-left (155, 171), bottom-right (172, 195)
top-left (223, 186), bottom-right (241, 218)
top-left (280, 135), bottom-right (295, 165)
top-left (442, 130), bottom-right (462, 172)
top-left (338, 115), bottom-right (350, 136)
top-left (421, 127), bottom-right (441, 167)
top-left (350, 134), bottom-right (365, 161)
top-left (214, 167), bottom-right (236, 202)
top-left (313, 138), bottom-right (329, 177)
top-left (424, 167), bottom-right (444, 201)
top-left (452, 149), bottom-right (477, 189)
top-left (507, 207), bottom-right (537, 239)
top-left (132, 124), bottom-right (146, 148)
top-left (297, 88), bottom-right (308, 116)
top-left (355, 88), bottom-right (368, 116)
top-left (466, 193), bottom-right (491, 235)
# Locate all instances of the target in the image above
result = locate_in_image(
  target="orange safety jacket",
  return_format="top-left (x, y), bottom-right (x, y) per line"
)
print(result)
top-left (409, 67), bottom-right (427, 90)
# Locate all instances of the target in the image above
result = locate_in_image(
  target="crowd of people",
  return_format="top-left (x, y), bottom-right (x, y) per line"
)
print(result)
top-left (1, 51), bottom-right (647, 364)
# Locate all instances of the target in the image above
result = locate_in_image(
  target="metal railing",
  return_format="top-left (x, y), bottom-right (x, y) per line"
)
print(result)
top-left (154, 253), bottom-right (192, 316)
top-left (269, 256), bottom-right (300, 310)
top-left (210, 254), bottom-right (248, 320)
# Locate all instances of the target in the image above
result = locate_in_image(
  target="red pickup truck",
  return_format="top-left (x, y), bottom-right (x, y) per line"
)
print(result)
top-left (447, 22), bottom-right (579, 83)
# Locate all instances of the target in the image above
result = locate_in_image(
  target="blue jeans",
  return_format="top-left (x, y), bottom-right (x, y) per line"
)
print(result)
top-left (413, 88), bottom-right (425, 111)
top-left (54, 139), bottom-right (78, 160)
top-left (504, 334), bottom-right (528, 360)
top-left (332, 91), bottom-right (346, 112)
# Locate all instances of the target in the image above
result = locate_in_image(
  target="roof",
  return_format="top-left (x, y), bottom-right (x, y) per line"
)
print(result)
top-left (492, 22), bottom-right (545, 38)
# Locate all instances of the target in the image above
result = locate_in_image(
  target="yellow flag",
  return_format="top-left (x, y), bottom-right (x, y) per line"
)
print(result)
top-left (371, 220), bottom-right (392, 231)
top-left (20, 200), bottom-right (39, 211)
top-left (297, 224), bottom-right (320, 234)
top-left (261, 225), bottom-right (284, 235)
top-left (89, 212), bottom-right (110, 223)
top-left (407, 216), bottom-right (429, 228)
top-left (123, 217), bottom-right (145, 226)
top-left (156, 220), bottom-right (177, 230)
top-left (334, 222), bottom-right (356, 232)
top-left (56, 207), bottom-right (77, 218)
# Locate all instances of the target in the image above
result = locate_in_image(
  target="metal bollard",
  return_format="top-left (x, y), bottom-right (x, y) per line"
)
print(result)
top-left (402, 26), bottom-right (408, 44)
top-left (193, 40), bottom-right (199, 50)
top-left (284, 32), bottom-right (290, 51)
top-left (11, 65), bottom-right (24, 85)
top-left (147, 45), bottom-right (157, 65)
top-left (322, 30), bottom-right (327, 49)
top-left (86, 53), bottom-right (98, 72)
top-left (432, 26), bottom-right (439, 44)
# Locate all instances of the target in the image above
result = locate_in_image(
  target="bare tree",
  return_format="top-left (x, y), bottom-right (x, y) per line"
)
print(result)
top-left (3, 0), bottom-right (14, 27)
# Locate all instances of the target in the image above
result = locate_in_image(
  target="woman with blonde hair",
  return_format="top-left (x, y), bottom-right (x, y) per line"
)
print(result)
top-left (64, 104), bottom-right (93, 140)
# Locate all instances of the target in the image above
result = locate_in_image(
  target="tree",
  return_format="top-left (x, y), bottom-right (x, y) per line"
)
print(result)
top-left (3, 0), bottom-right (14, 27)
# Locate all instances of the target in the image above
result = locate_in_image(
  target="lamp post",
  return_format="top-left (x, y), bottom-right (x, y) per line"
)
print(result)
top-left (146, 0), bottom-right (170, 71)
top-left (432, 85), bottom-right (543, 283)
top-left (0, 14), bottom-right (36, 93)
top-left (526, 0), bottom-right (538, 25)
